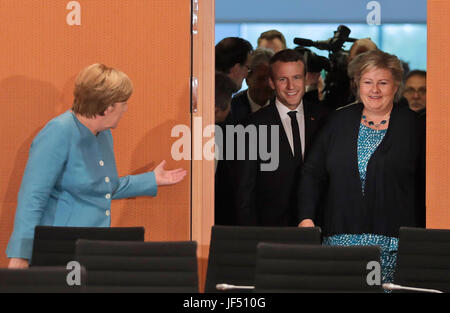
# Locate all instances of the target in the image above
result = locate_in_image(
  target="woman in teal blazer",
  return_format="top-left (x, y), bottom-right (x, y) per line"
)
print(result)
top-left (7, 64), bottom-right (186, 268)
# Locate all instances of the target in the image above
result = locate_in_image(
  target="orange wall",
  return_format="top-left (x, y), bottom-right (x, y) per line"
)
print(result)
top-left (427, 0), bottom-right (450, 229)
top-left (0, 0), bottom-right (191, 267)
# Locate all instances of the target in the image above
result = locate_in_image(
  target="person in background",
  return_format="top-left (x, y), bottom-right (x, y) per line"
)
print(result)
top-left (214, 71), bottom-right (240, 225)
top-left (215, 71), bottom-right (237, 125)
top-left (403, 70), bottom-right (426, 116)
top-left (7, 63), bottom-right (187, 268)
top-left (297, 50), bottom-right (426, 284)
top-left (215, 37), bottom-right (253, 92)
top-left (257, 29), bottom-right (287, 53)
top-left (229, 48), bottom-right (275, 124)
top-left (348, 38), bottom-right (378, 64)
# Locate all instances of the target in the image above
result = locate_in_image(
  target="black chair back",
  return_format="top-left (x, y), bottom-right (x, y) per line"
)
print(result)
top-left (254, 243), bottom-right (383, 293)
top-left (394, 227), bottom-right (450, 293)
top-left (204, 225), bottom-right (321, 293)
top-left (75, 239), bottom-right (198, 293)
top-left (31, 226), bottom-right (145, 266)
top-left (0, 266), bottom-right (86, 293)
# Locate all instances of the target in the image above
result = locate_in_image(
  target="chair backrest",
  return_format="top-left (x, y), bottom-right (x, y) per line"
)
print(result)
top-left (254, 243), bottom-right (383, 293)
top-left (0, 266), bottom-right (86, 293)
top-left (75, 239), bottom-right (198, 293)
top-left (394, 227), bottom-right (450, 293)
top-left (204, 225), bottom-right (321, 293)
top-left (31, 226), bottom-right (145, 267)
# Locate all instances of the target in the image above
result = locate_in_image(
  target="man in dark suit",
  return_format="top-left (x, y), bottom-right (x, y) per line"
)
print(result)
top-left (230, 48), bottom-right (275, 124)
top-left (214, 71), bottom-right (240, 225)
top-left (233, 49), bottom-right (328, 226)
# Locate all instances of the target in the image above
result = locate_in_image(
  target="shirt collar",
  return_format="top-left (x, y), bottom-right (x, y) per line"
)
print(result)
top-left (275, 98), bottom-right (304, 118)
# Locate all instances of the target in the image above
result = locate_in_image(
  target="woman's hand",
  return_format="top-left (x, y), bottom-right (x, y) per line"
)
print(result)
top-left (154, 160), bottom-right (187, 186)
top-left (8, 258), bottom-right (29, 269)
top-left (298, 219), bottom-right (315, 228)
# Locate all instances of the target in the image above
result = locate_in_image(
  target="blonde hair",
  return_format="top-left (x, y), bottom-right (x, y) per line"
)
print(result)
top-left (257, 30), bottom-right (287, 50)
top-left (72, 63), bottom-right (133, 117)
top-left (348, 49), bottom-right (404, 102)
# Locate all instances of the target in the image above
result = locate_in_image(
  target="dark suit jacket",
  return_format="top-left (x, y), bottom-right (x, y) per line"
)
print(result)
top-left (215, 121), bottom-right (238, 225)
top-left (297, 102), bottom-right (426, 237)
top-left (229, 90), bottom-right (252, 124)
top-left (233, 99), bottom-right (329, 226)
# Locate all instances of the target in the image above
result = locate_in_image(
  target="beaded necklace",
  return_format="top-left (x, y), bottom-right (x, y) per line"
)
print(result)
top-left (362, 114), bottom-right (390, 128)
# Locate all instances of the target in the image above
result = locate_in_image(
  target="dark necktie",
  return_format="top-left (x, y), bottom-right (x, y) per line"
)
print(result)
top-left (287, 111), bottom-right (302, 161)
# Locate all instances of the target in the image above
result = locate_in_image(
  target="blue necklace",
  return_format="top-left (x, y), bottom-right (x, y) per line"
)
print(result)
top-left (362, 114), bottom-right (389, 128)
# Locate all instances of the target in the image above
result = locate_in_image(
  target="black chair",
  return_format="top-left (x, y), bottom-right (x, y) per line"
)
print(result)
top-left (254, 243), bottom-right (383, 293)
top-left (0, 266), bottom-right (86, 293)
top-left (75, 239), bottom-right (198, 293)
top-left (204, 225), bottom-right (321, 293)
top-left (393, 227), bottom-right (450, 293)
top-left (31, 226), bottom-right (145, 266)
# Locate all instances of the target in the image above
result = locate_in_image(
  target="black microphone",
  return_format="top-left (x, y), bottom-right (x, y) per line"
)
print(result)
top-left (293, 38), bottom-right (314, 47)
top-left (293, 38), bottom-right (335, 51)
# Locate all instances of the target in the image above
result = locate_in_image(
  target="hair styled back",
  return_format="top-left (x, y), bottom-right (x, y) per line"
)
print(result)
top-left (72, 63), bottom-right (133, 118)
top-left (257, 29), bottom-right (287, 49)
top-left (348, 49), bottom-right (404, 102)
top-left (406, 69), bottom-right (426, 81)
top-left (269, 49), bottom-right (307, 79)
top-left (249, 48), bottom-right (274, 74)
top-left (215, 37), bottom-right (253, 74)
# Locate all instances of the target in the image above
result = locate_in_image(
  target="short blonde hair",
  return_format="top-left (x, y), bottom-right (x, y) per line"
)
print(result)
top-left (257, 30), bottom-right (287, 50)
top-left (72, 63), bottom-right (133, 117)
top-left (348, 49), bottom-right (404, 102)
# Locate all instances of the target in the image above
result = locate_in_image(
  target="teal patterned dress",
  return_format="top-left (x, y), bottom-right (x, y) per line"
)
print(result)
top-left (322, 123), bottom-right (398, 285)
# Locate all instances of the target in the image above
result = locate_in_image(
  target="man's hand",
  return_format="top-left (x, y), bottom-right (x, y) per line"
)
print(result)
top-left (154, 160), bottom-right (187, 186)
top-left (8, 258), bottom-right (29, 269)
top-left (298, 219), bottom-right (315, 228)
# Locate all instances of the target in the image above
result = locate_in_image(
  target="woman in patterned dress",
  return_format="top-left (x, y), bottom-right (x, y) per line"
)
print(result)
top-left (297, 49), bottom-right (425, 284)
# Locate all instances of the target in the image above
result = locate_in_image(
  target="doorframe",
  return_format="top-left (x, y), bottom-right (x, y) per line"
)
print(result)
top-left (191, 0), bottom-right (215, 292)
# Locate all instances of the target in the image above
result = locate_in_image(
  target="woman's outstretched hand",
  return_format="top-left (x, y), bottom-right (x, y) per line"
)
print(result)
top-left (298, 219), bottom-right (315, 228)
top-left (154, 160), bottom-right (187, 186)
top-left (8, 258), bottom-right (29, 269)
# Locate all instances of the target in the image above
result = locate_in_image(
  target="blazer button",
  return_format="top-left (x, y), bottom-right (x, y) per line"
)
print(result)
top-left (99, 160), bottom-right (104, 166)
top-left (105, 210), bottom-right (110, 216)
top-left (105, 177), bottom-right (110, 183)
top-left (105, 193), bottom-right (111, 199)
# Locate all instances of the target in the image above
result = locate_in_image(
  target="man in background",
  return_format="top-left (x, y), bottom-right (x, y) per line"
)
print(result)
top-left (403, 70), bottom-right (426, 116)
top-left (215, 71), bottom-right (237, 124)
top-left (215, 37), bottom-right (253, 91)
top-left (230, 48), bottom-right (275, 124)
top-left (214, 72), bottom-right (240, 225)
top-left (257, 29), bottom-right (287, 53)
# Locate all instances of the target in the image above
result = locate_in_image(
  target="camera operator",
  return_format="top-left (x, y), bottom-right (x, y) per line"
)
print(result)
top-left (295, 47), bottom-right (331, 106)
top-left (294, 26), bottom-right (396, 111)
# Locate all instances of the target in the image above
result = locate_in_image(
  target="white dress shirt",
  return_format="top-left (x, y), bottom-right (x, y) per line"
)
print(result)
top-left (275, 98), bottom-right (305, 158)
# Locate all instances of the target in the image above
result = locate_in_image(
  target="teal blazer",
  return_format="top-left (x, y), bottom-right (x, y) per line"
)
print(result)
top-left (6, 111), bottom-right (157, 260)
